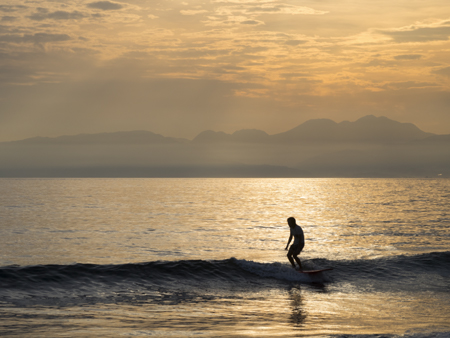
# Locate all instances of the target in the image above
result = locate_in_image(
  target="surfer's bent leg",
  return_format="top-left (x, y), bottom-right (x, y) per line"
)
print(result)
top-left (287, 245), bottom-right (300, 269)
top-left (292, 244), bottom-right (304, 270)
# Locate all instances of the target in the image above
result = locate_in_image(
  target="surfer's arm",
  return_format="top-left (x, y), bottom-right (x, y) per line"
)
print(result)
top-left (285, 234), bottom-right (293, 250)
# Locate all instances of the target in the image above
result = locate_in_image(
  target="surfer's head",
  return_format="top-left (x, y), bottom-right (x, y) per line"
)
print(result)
top-left (287, 217), bottom-right (296, 227)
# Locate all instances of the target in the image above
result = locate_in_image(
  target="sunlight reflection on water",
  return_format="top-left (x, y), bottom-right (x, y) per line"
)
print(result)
top-left (0, 178), bottom-right (449, 265)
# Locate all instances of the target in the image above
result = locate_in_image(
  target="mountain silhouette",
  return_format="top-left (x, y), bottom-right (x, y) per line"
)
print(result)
top-left (192, 115), bottom-right (435, 144)
top-left (192, 130), bottom-right (233, 143)
top-left (3, 115), bottom-right (442, 145)
top-left (6, 130), bottom-right (188, 145)
top-left (414, 134), bottom-right (450, 144)
top-left (193, 129), bottom-right (270, 143)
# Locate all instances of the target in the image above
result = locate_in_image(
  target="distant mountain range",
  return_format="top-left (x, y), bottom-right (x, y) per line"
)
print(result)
top-left (5, 130), bottom-right (187, 145)
top-left (1, 115), bottom-right (449, 178)
top-left (3, 115), bottom-right (448, 146)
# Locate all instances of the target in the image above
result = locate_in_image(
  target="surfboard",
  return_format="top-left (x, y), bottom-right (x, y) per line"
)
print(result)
top-left (298, 268), bottom-right (333, 274)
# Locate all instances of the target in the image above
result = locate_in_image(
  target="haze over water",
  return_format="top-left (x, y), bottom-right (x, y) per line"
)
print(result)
top-left (1, 178), bottom-right (449, 337)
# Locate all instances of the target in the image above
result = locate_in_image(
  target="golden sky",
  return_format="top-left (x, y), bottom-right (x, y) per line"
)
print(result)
top-left (1, 0), bottom-right (450, 141)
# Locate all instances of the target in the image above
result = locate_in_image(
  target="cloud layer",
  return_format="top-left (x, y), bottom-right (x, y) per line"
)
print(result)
top-left (0, 0), bottom-right (450, 141)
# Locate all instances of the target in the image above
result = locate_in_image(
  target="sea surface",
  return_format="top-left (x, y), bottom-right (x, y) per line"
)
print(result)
top-left (0, 178), bottom-right (449, 337)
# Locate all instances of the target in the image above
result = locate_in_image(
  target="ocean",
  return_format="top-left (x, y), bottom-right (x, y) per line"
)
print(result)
top-left (0, 178), bottom-right (449, 337)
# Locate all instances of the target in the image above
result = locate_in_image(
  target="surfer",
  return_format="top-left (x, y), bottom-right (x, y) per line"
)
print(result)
top-left (285, 217), bottom-right (304, 271)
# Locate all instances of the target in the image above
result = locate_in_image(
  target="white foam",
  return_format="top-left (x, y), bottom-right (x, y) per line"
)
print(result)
top-left (233, 259), bottom-right (331, 283)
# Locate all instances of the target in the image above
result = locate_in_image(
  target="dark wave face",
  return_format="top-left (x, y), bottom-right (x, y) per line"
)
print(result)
top-left (324, 251), bottom-right (450, 294)
top-left (1, 251), bottom-right (448, 307)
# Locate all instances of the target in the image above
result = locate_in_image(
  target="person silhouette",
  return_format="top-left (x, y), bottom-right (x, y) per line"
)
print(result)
top-left (285, 217), bottom-right (304, 270)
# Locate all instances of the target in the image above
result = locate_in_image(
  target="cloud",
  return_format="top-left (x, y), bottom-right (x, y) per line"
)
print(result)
top-left (215, 2), bottom-right (327, 16)
top-left (433, 66), bottom-right (450, 78)
top-left (280, 72), bottom-right (310, 79)
top-left (0, 5), bottom-right (27, 13)
top-left (1, 16), bottom-right (16, 22)
top-left (29, 10), bottom-right (86, 21)
top-left (210, 0), bottom-right (327, 14)
top-left (285, 39), bottom-right (307, 46)
top-left (0, 47), bottom-right (99, 88)
top-left (394, 54), bottom-right (422, 60)
top-left (382, 25), bottom-right (450, 42)
top-left (381, 81), bottom-right (438, 90)
top-left (204, 2), bottom-right (327, 27)
top-left (247, 3), bottom-right (328, 15)
top-left (87, 1), bottom-right (123, 11)
top-left (32, 34), bottom-right (69, 44)
top-left (0, 33), bottom-right (72, 44)
top-left (241, 20), bottom-right (263, 25)
top-left (180, 10), bottom-right (208, 16)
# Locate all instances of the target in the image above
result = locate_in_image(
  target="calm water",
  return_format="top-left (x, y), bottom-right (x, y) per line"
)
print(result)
top-left (0, 178), bottom-right (449, 337)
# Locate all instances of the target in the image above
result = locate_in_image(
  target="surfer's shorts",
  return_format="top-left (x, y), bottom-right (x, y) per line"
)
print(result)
top-left (288, 244), bottom-right (303, 257)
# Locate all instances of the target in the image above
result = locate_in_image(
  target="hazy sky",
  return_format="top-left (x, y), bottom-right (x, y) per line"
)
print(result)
top-left (1, 0), bottom-right (450, 142)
